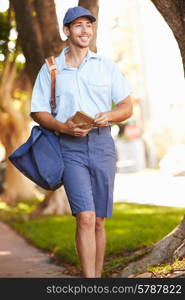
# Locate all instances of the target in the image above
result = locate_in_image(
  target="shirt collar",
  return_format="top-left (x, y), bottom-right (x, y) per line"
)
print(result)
top-left (61, 47), bottom-right (99, 64)
top-left (59, 47), bottom-right (100, 71)
top-left (86, 49), bottom-right (99, 59)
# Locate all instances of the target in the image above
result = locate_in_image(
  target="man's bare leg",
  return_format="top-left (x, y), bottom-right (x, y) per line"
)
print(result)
top-left (95, 217), bottom-right (106, 277)
top-left (75, 211), bottom-right (96, 277)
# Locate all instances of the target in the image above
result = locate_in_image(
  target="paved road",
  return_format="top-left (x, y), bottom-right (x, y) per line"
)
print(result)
top-left (114, 169), bottom-right (185, 208)
top-left (0, 222), bottom-right (75, 278)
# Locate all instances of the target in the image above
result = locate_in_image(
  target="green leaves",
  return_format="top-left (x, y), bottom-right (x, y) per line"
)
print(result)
top-left (0, 11), bottom-right (11, 55)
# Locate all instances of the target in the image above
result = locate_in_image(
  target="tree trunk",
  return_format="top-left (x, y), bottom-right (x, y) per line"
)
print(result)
top-left (173, 239), bottom-right (185, 259)
top-left (121, 216), bottom-right (185, 277)
top-left (30, 187), bottom-right (71, 216)
top-left (34, 0), bottom-right (65, 58)
top-left (0, 112), bottom-right (39, 202)
top-left (151, 0), bottom-right (185, 75)
top-left (0, 57), bottom-right (38, 202)
top-left (10, 0), bottom-right (65, 83)
top-left (10, 0), bottom-right (44, 83)
top-left (1, 159), bottom-right (39, 203)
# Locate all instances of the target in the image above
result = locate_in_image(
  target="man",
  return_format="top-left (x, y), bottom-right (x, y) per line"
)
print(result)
top-left (30, 6), bottom-right (133, 278)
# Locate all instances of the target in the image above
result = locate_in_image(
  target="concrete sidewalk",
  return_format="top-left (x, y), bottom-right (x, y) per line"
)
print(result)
top-left (0, 222), bottom-right (75, 278)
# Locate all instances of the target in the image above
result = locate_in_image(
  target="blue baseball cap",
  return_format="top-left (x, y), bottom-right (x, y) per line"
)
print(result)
top-left (63, 6), bottom-right (96, 26)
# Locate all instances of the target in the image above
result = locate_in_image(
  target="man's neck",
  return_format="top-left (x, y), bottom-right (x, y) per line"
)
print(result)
top-left (65, 45), bottom-right (89, 68)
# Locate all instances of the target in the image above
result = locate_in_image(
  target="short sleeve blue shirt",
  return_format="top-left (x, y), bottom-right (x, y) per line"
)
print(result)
top-left (30, 47), bottom-right (132, 122)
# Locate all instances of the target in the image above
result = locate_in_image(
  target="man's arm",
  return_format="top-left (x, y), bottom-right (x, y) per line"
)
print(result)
top-left (94, 96), bottom-right (133, 126)
top-left (107, 95), bottom-right (133, 122)
top-left (31, 112), bottom-right (92, 136)
top-left (31, 112), bottom-right (66, 132)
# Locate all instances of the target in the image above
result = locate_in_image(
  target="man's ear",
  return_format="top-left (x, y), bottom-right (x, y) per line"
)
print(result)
top-left (63, 25), bottom-right (70, 37)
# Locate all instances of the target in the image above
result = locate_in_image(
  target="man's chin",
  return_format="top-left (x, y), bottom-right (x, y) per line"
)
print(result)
top-left (77, 39), bottom-right (91, 47)
top-left (70, 40), bottom-right (91, 49)
top-left (77, 43), bottom-right (90, 49)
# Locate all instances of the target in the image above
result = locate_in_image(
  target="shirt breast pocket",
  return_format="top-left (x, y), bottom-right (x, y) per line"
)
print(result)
top-left (87, 78), bottom-right (110, 99)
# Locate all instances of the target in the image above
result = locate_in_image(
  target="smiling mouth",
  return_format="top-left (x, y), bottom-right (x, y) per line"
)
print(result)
top-left (79, 36), bottom-right (89, 41)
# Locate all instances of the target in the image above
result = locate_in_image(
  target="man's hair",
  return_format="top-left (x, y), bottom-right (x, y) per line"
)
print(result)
top-left (64, 23), bottom-right (70, 28)
top-left (64, 18), bottom-right (93, 29)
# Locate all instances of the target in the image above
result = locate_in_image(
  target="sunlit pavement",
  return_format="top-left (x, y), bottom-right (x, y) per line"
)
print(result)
top-left (0, 222), bottom-right (76, 278)
top-left (114, 169), bottom-right (185, 207)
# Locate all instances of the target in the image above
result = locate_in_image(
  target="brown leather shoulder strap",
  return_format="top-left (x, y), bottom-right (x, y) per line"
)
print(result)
top-left (45, 56), bottom-right (58, 110)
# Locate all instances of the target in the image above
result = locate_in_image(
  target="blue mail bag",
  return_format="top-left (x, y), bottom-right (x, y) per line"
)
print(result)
top-left (8, 56), bottom-right (64, 190)
top-left (8, 125), bottom-right (64, 190)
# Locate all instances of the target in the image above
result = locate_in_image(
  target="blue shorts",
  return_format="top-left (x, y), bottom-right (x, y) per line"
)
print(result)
top-left (59, 126), bottom-right (116, 218)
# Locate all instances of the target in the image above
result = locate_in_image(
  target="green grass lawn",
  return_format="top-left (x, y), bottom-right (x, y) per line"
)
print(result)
top-left (0, 201), bottom-right (185, 277)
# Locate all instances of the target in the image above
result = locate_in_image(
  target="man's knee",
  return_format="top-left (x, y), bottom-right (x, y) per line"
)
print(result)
top-left (76, 210), bottom-right (96, 229)
top-left (95, 217), bottom-right (105, 232)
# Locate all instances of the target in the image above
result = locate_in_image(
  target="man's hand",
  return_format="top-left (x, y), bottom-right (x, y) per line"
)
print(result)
top-left (94, 96), bottom-right (133, 126)
top-left (62, 116), bottom-right (92, 136)
top-left (94, 112), bottom-right (111, 127)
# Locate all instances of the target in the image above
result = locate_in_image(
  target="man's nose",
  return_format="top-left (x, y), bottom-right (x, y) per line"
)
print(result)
top-left (81, 25), bottom-right (88, 33)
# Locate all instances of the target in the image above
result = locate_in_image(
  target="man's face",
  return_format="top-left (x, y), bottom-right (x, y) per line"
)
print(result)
top-left (64, 17), bottom-right (93, 48)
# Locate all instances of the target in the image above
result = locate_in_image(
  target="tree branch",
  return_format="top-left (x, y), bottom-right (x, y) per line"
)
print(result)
top-left (34, 0), bottom-right (65, 57)
top-left (10, 0), bottom-right (44, 83)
